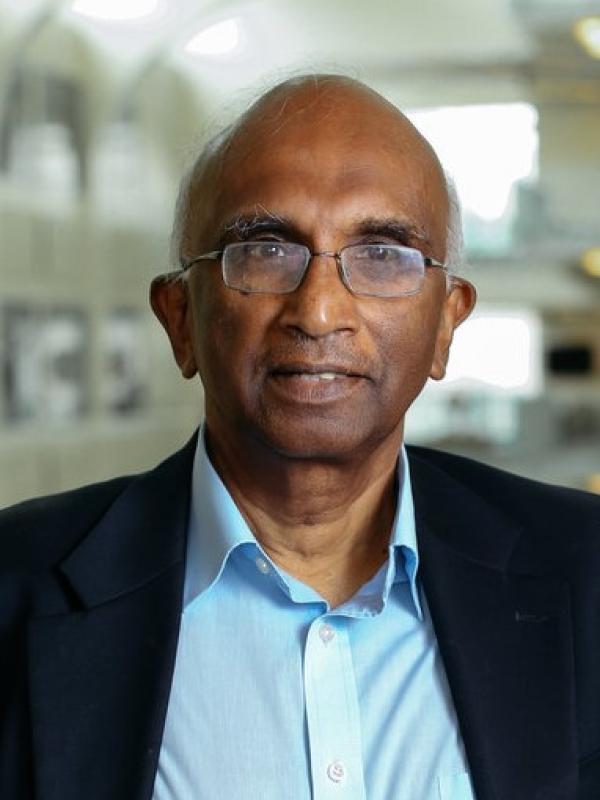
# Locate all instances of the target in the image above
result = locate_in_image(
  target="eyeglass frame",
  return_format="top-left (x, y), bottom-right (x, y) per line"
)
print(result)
top-left (179, 241), bottom-right (448, 298)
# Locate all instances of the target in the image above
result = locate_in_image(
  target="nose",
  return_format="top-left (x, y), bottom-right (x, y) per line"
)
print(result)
top-left (278, 253), bottom-right (361, 339)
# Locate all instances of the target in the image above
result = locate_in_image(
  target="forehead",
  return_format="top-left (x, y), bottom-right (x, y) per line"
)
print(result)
top-left (190, 85), bottom-right (448, 249)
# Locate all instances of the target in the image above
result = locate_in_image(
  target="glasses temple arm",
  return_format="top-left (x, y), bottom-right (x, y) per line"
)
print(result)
top-left (180, 250), bottom-right (223, 271)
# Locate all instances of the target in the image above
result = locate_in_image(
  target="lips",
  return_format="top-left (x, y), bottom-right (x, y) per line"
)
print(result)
top-left (269, 363), bottom-right (365, 379)
top-left (267, 362), bottom-right (367, 403)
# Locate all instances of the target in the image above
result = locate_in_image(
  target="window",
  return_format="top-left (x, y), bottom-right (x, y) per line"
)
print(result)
top-left (408, 103), bottom-right (539, 256)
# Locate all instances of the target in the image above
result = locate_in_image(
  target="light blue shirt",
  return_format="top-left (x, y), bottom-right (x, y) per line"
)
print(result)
top-left (153, 433), bottom-right (476, 800)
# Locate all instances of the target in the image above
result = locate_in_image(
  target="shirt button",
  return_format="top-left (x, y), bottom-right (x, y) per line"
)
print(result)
top-left (327, 760), bottom-right (346, 783)
top-left (255, 556), bottom-right (270, 574)
top-left (319, 623), bottom-right (336, 644)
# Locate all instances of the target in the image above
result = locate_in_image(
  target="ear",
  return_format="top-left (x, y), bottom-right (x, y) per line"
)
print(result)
top-left (150, 275), bottom-right (198, 379)
top-left (430, 277), bottom-right (477, 381)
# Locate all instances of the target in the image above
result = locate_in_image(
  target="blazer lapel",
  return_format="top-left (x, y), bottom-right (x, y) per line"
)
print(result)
top-left (27, 436), bottom-right (197, 800)
top-left (409, 450), bottom-right (578, 800)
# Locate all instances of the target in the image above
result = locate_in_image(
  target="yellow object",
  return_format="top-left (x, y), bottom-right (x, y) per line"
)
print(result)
top-left (581, 247), bottom-right (600, 278)
top-left (586, 474), bottom-right (600, 495)
top-left (573, 17), bottom-right (600, 59)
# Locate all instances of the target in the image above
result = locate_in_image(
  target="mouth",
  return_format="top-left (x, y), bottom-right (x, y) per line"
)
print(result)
top-left (270, 363), bottom-right (365, 379)
top-left (290, 372), bottom-right (341, 382)
top-left (267, 363), bottom-right (367, 402)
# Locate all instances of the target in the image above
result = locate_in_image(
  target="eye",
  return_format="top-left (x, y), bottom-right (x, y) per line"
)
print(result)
top-left (365, 244), bottom-right (396, 262)
top-left (248, 242), bottom-right (287, 259)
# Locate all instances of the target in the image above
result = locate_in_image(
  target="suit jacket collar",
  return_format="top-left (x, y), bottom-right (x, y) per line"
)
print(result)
top-left (58, 434), bottom-right (197, 610)
top-left (408, 445), bottom-right (523, 571)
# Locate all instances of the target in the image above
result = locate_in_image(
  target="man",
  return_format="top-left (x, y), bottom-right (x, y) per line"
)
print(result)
top-left (1, 75), bottom-right (598, 800)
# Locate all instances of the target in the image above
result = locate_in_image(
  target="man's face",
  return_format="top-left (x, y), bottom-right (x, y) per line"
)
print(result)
top-left (155, 84), bottom-right (475, 460)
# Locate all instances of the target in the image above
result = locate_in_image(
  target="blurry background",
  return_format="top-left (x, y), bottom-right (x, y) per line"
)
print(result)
top-left (1, 0), bottom-right (599, 507)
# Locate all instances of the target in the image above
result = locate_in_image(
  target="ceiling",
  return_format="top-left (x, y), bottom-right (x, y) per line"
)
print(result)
top-left (1, 0), bottom-right (598, 112)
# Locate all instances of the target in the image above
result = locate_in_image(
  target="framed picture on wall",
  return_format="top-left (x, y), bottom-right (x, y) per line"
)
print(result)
top-left (2, 304), bottom-right (89, 423)
top-left (101, 308), bottom-right (148, 415)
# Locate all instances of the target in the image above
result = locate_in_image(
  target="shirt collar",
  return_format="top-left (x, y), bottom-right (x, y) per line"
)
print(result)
top-left (184, 428), bottom-right (422, 619)
top-left (182, 428), bottom-right (256, 608)
top-left (390, 446), bottom-right (423, 619)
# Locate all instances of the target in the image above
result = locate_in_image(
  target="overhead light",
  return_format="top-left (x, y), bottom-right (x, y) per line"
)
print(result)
top-left (71, 0), bottom-right (161, 22)
top-left (581, 247), bottom-right (600, 277)
top-left (573, 16), bottom-right (600, 59)
top-left (185, 19), bottom-right (241, 57)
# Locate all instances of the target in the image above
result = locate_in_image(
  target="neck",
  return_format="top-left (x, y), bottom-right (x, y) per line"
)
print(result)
top-left (204, 421), bottom-right (403, 607)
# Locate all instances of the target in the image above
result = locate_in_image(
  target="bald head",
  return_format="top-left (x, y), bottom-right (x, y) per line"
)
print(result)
top-left (227, 75), bottom-right (440, 165)
top-left (170, 74), bottom-right (463, 274)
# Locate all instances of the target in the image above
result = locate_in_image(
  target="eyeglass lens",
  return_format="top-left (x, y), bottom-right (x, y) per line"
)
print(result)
top-left (222, 242), bottom-right (426, 297)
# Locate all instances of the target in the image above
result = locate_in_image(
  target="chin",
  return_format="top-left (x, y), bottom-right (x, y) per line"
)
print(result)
top-left (252, 413), bottom-right (388, 462)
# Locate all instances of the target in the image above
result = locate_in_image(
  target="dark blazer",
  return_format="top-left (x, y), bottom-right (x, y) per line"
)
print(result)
top-left (1, 435), bottom-right (599, 800)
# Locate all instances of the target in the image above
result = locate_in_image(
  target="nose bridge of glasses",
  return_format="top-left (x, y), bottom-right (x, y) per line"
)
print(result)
top-left (303, 248), bottom-right (349, 291)
top-left (311, 249), bottom-right (340, 260)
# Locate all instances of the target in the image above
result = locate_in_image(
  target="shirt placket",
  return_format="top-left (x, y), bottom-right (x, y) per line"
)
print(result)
top-left (304, 615), bottom-right (367, 800)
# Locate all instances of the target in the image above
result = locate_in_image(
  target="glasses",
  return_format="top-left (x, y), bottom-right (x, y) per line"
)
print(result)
top-left (181, 242), bottom-right (446, 298)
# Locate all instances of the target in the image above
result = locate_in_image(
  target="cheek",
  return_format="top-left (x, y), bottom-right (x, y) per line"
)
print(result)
top-left (371, 299), bottom-right (442, 392)
top-left (190, 282), bottom-right (273, 394)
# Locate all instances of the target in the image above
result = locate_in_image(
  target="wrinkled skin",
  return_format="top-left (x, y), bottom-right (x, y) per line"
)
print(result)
top-left (152, 79), bottom-right (476, 468)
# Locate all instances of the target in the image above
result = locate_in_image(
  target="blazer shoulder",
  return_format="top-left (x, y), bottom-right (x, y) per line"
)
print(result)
top-left (0, 433), bottom-right (198, 577)
top-left (406, 444), bottom-right (600, 555)
top-left (0, 475), bottom-right (137, 573)
top-left (407, 444), bottom-right (599, 511)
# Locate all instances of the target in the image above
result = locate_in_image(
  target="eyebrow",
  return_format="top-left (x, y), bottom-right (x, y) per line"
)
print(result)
top-left (216, 212), bottom-right (429, 247)
top-left (218, 211), bottom-right (295, 244)
top-left (350, 217), bottom-right (429, 245)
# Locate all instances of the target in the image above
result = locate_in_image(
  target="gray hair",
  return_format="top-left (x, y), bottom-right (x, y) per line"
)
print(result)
top-left (444, 172), bottom-right (464, 276)
top-left (169, 124), bottom-right (234, 271)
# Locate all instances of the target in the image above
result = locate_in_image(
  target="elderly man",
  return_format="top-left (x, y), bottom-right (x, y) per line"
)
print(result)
top-left (1, 75), bottom-right (599, 800)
